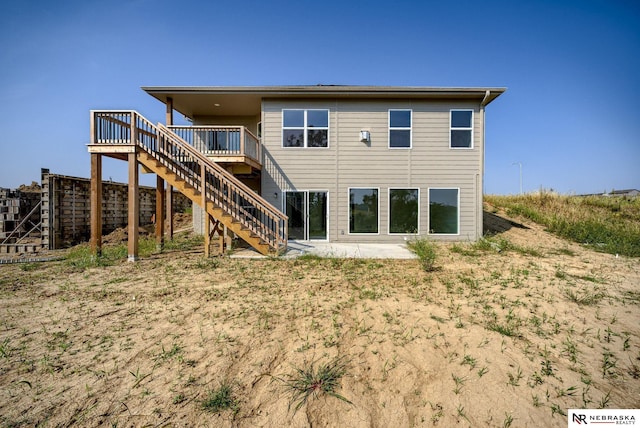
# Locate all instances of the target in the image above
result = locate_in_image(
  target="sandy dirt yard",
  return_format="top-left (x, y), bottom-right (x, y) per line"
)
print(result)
top-left (0, 211), bottom-right (638, 427)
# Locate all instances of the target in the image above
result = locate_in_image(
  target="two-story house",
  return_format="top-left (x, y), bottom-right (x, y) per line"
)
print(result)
top-left (88, 86), bottom-right (505, 259)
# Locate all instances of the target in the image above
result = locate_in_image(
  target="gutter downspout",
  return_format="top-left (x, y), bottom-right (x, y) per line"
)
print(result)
top-left (479, 90), bottom-right (490, 240)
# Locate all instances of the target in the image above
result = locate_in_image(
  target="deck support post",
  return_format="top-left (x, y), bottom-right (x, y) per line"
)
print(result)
top-left (165, 97), bottom-right (175, 241)
top-left (166, 97), bottom-right (173, 126)
top-left (219, 223), bottom-right (226, 255)
top-left (127, 150), bottom-right (139, 262)
top-left (155, 175), bottom-right (165, 251)
top-left (90, 153), bottom-right (102, 256)
top-left (204, 212), bottom-right (211, 258)
top-left (166, 186), bottom-right (173, 239)
top-left (202, 165), bottom-right (210, 257)
top-left (223, 225), bottom-right (231, 252)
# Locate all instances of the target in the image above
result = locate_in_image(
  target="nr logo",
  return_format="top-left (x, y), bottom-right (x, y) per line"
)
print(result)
top-left (572, 413), bottom-right (587, 424)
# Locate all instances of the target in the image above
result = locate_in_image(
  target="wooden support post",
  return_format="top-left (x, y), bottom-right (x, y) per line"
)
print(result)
top-left (202, 165), bottom-right (210, 257)
top-left (127, 150), bottom-right (139, 262)
top-left (155, 175), bottom-right (165, 251)
top-left (240, 127), bottom-right (245, 155)
top-left (163, 101), bottom-right (174, 241)
top-left (165, 185), bottom-right (173, 239)
top-left (90, 153), bottom-right (102, 256)
top-left (218, 223), bottom-right (225, 255)
top-left (166, 97), bottom-right (174, 126)
top-left (224, 225), bottom-right (231, 253)
top-left (204, 212), bottom-right (211, 258)
top-left (200, 165), bottom-right (212, 257)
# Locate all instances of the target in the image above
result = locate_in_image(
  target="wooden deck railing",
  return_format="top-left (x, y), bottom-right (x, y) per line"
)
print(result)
top-left (91, 111), bottom-right (287, 253)
top-left (168, 126), bottom-right (261, 164)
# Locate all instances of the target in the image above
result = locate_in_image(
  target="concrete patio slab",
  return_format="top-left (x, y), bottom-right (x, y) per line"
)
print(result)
top-left (231, 241), bottom-right (417, 259)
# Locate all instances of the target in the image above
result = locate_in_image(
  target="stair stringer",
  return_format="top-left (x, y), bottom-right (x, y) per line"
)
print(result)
top-left (137, 151), bottom-right (271, 255)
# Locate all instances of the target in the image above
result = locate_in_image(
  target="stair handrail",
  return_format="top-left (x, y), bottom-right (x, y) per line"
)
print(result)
top-left (92, 110), bottom-right (288, 251)
top-left (154, 124), bottom-right (286, 249)
top-left (154, 122), bottom-right (285, 222)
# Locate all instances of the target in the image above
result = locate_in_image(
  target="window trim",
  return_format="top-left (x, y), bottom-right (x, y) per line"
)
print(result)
top-left (348, 187), bottom-right (380, 235)
top-left (388, 187), bottom-right (420, 235)
top-left (282, 109), bottom-right (330, 148)
top-left (449, 109), bottom-right (474, 149)
top-left (388, 109), bottom-right (412, 149)
top-left (428, 187), bottom-right (460, 236)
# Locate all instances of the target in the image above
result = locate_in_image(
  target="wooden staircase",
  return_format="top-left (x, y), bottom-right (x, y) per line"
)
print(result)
top-left (90, 111), bottom-right (287, 255)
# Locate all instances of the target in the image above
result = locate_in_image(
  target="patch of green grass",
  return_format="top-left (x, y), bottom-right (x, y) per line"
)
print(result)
top-left (487, 321), bottom-right (521, 338)
top-left (129, 367), bottom-right (151, 388)
top-left (430, 314), bottom-right (447, 324)
top-left (276, 356), bottom-right (352, 414)
top-left (163, 233), bottom-right (204, 251)
top-left (408, 238), bottom-right (437, 272)
top-left (155, 343), bottom-right (184, 362)
top-left (173, 393), bottom-right (186, 404)
top-left (65, 238), bottom-right (155, 269)
top-left (201, 381), bottom-right (239, 414)
top-left (451, 374), bottom-right (467, 394)
top-left (450, 243), bottom-right (478, 257)
top-left (473, 237), bottom-right (502, 252)
top-left (19, 263), bottom-right (40, 272)
top-left (507, 366), bottom-right (523, 386)
top-left (471, 236), bottom-right (542, 257)
top-left (461, 354), bottom-right (477, 369)
top-left (0, 338), bottom-right (12, 358)
top-left (486, 193), bottom-right (640, 257)
top-left (563, 287), bottom-right (606, 306)
top-left (297, 253), bottom-right (325, 262)
top-left (192, 257), bottom-right (220, 270)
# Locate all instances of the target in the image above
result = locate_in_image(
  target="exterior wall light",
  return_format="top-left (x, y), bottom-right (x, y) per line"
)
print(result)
top-left (360, 130), bottom-right (370, 143)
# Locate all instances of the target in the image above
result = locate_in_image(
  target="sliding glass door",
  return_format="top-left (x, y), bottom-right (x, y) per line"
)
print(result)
top-left (285, 191), bottom-right (327, 240)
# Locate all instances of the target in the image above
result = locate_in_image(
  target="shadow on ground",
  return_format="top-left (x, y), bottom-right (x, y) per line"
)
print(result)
top-left (483, 210), bottom-right (529, 235)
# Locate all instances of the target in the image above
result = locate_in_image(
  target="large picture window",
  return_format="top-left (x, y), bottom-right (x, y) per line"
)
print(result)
top-left (349, 188), bottom-right (379, 234)
top-left (389, 109), bottom-right (412, 148)
top-left (450, 110), bottom-right (473, 148)
top-left (389, 188), bottom-right (419, 234)
top-left (283, 109), bottom-right (329, 148)
top-left (429, 188), bottom-right (459, 234)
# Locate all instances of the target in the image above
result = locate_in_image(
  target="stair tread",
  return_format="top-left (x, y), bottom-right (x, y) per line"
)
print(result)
top-left (133, 125), bottom-right (281, 256)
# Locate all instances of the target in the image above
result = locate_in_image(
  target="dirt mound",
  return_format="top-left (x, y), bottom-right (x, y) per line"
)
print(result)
top-left (101, 212), bottom-right (193, 244)
top-left (17, 181), bottom-right (41, 193)
top-left (173, 212), bottom-right (192, 231)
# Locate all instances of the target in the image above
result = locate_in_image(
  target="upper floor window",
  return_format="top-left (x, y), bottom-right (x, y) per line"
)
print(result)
top-left (450, 110), bottom-right (473, 148)
top-left (283, 109), bottom-right (329, 148)
top-left (389, 109), bottom-right (412, 148)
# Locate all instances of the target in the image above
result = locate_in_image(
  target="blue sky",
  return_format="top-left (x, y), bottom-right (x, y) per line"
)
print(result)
top-left (0, 0), bottom-right (638, 194)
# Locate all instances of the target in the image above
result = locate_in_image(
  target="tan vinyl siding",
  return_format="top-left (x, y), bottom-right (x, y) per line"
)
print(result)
top-left (261, 98), bottom-right (484, 242)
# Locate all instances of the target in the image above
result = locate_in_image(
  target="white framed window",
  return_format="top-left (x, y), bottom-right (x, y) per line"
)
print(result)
top-left (282, 109), bottom-right (329, 148)
top-left (348, 187), bottom-right (379, 234)
top-left (389, 109), bottom-right (412, 148)
top-left (428, 188), bottom-right (460, 235)
top-left (450, 109), bottom-right (473, 149)
top-left (388, 188), bottom-right (419, 234)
